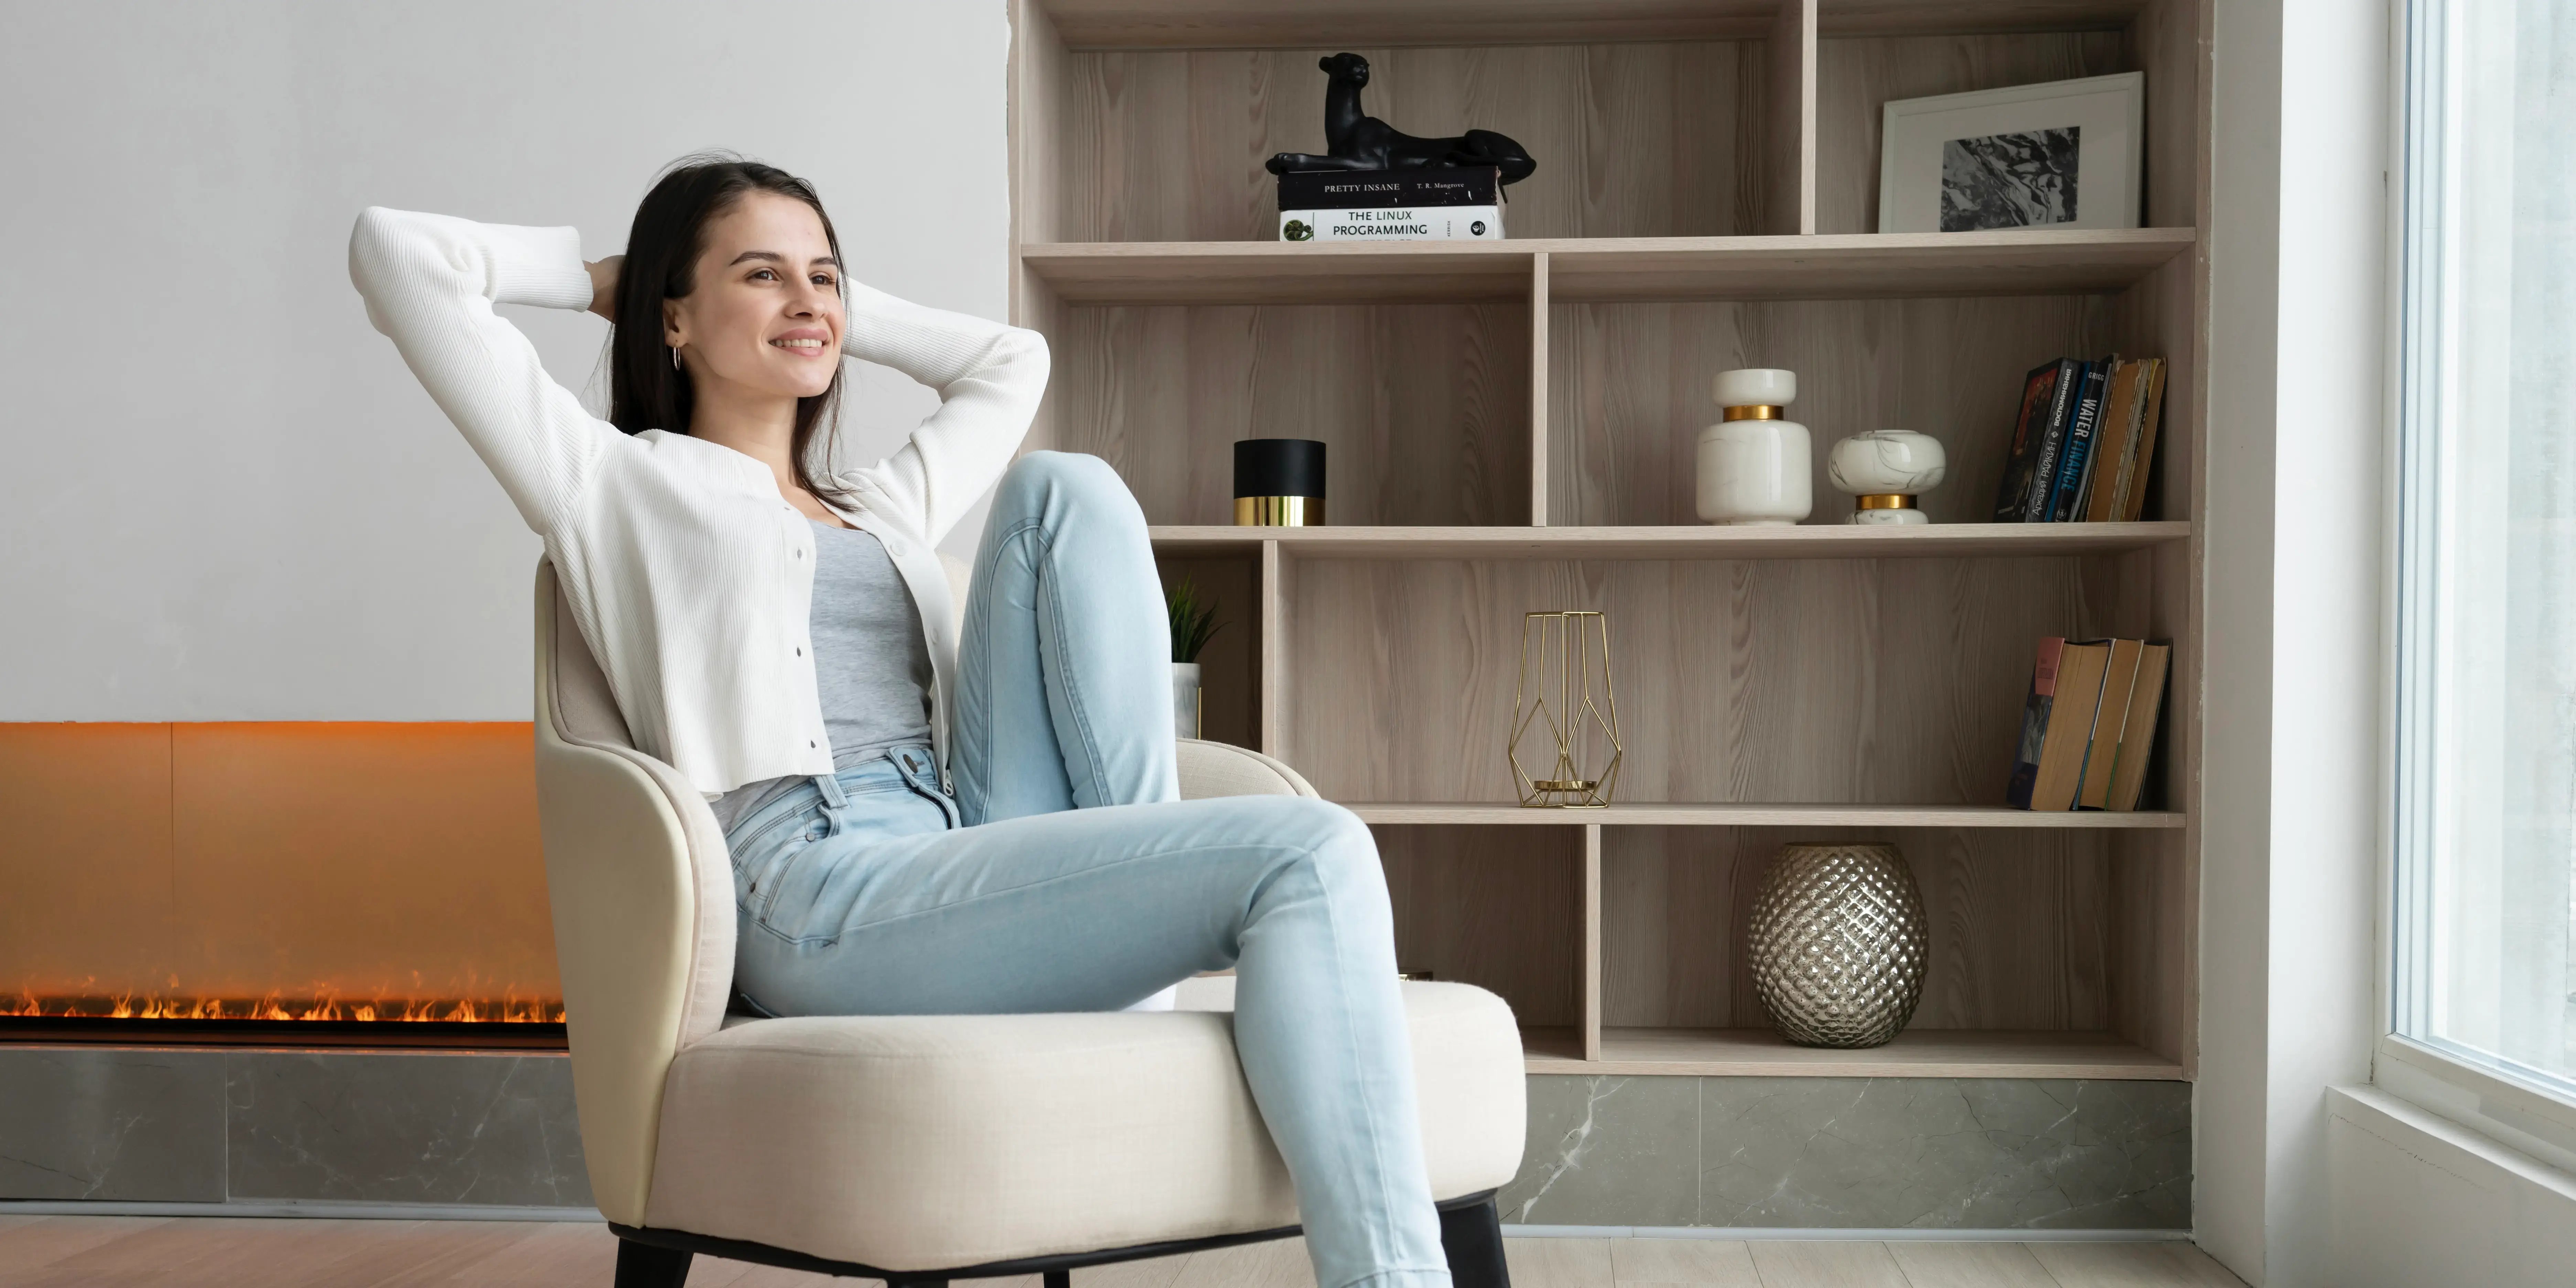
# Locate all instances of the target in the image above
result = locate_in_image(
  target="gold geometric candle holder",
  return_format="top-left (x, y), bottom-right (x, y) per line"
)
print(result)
top-left (1509, 610), bottom-right (1624, 808)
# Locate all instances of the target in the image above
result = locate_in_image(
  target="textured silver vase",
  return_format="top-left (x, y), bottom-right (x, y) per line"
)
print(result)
top-left (1745, 842), bottom-right (1929, 1048)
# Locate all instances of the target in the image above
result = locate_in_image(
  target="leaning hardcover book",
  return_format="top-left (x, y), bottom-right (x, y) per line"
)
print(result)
top-left (1991, 362), bottom-right (2065, 522)
top-left (2028, 640), bottom-right (2115, 811)
top-left (2004, 637), bottom-right (2069, 809)
top-left (2082, 360), bottom-right (2148, 522)
top-left (1278, 167), bottom-right (1506, 242)
top-left (2009, 358), bottom-right (2084, 522)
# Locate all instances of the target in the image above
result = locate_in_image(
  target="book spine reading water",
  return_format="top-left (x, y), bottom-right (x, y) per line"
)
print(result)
top-left (1992, 355), bottom-right (2168, 523)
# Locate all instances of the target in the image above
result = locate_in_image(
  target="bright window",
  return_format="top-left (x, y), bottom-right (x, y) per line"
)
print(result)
top-left (2393, 0), bottom-right (2576, 1100)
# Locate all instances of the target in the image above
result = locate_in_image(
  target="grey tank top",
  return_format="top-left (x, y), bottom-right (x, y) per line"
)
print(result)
top-left (710, 519), bottom-right (935, 835)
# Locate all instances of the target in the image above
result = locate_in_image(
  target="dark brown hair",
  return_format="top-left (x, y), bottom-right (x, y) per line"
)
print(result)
top-left (607, 152), bottom-right (850, 502)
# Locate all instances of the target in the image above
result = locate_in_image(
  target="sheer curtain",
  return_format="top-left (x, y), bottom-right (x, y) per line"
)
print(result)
top-left (2401, 0), bottom-right (2576, 1088)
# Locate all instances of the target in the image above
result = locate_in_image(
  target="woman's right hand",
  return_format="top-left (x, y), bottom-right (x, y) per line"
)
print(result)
top-left (585, 255), bottom-right (624, 321)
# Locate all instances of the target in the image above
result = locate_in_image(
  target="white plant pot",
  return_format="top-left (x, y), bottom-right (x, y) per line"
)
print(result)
top-left (1172, 662), bottom-right (1203, 740)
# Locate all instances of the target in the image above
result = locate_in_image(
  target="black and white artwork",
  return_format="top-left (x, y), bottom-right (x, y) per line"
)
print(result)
top-left (1938, 126), bottom-right (2080, 232)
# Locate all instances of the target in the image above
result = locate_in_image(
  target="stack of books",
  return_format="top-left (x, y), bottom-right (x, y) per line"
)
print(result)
top-left (1276, 167), bottom-right (1506, 242)
top-left (2005, 636), bottom-right (2170, 812)
top-left (1992, 356), bottom-right (2168, 522)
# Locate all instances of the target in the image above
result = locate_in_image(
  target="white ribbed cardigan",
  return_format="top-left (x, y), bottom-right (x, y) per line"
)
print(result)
top-left (347, 207), bottom-right (1048, 800)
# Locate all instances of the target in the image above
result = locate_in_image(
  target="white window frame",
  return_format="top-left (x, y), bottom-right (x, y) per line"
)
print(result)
top-left (2382, 0), bottom-right (2576, 1160)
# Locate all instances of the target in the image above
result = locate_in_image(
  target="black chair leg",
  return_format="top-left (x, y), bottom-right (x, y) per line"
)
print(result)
top-left (1439, 1198), bottom-right (1511, 1288)
top-left (613, 1238), bottom-right (693, 1288)
top-left (1044, 1273), bottom-right (1072, 1288)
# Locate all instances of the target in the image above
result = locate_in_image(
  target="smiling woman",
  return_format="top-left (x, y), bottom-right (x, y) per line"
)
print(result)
top-left (597, 155), bottom-right (859, 528)
top-left (346, 149), bottom-right (1481, 1288)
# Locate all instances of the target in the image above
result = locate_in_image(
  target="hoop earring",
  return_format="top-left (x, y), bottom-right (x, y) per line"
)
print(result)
top-left (669, 346), bottom-right (681, 372)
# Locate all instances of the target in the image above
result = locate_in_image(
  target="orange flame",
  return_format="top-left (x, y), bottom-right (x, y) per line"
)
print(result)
top-left (4, 986), bottom-right (562, 1023)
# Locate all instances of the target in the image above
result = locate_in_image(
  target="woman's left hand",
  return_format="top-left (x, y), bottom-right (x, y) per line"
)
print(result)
top-left (584, 255), bottom-right (624, 321)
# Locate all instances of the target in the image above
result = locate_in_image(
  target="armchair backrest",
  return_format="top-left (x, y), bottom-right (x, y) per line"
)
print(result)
top-left (530, 561), bottom-right (735, 1226)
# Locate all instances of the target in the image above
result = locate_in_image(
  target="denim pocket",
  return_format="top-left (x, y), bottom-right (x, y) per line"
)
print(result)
top-left (749, 826), bottom-right (822, 926)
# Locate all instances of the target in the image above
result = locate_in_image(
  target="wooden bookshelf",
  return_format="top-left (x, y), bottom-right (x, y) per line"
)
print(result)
top-left (1011, 0), bottom-right (2206, 1080)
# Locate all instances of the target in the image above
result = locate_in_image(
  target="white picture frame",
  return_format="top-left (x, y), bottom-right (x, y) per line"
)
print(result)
top-left (1877, 72), bottom-right (2144, 234)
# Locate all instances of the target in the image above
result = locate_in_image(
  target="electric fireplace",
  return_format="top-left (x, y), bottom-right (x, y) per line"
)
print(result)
top-left (2, 721), bottom-right (569, 1050)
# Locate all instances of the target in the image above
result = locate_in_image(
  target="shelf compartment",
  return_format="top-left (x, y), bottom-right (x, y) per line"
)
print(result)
top-left (1378, 824), bottom-right (1584, 1029)
top-left (1347, 803), bottom-right (2181, 827)
top-left (1548, 285), bottom-right (2193, 526)
top-left (1524, 1027), bottom-right (2184, 1079)
top-left (1021, 230), bottom-right (2194, 305)
top-left (1051, 301), bottom-right (1532, 527)
top-left (1152, 520), bottom-right (2189, 559)
top-left (1282, 552), bottom-right (2165, 806)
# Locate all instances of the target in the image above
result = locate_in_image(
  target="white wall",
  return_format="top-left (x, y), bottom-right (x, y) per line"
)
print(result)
top-left (2197, 0), bottom-right (2394, 1283)
top-left (2327, 1087), bottom-right (2576, 1288)
top-left (0, 0), bottom-right (1012, 721)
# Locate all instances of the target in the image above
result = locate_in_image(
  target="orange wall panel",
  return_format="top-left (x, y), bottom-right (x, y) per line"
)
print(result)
top-left (0, 723), bottom-right (177, 998)
top-left (1, 722), bottom-right (560, 1007)
top-left (170, 723), bottom-right (560, 1003)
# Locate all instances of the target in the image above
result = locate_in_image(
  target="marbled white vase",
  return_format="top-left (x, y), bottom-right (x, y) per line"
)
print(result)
top-left (1745, 842), bottom-right (1929, 1048)
top-left (1825, 430), bottom-right (1947, 525)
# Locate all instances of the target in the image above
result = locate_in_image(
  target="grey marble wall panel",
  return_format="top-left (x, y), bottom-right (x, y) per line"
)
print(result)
top-left (0, 1048), bottom-right (227, 1201)
top-left (1497, 1075), bottom-right (1703, 1226)
top-left (224, 1051), bottom-right (592, 1207)
top-left (1502, 1075), bottom-right (2190, 1230)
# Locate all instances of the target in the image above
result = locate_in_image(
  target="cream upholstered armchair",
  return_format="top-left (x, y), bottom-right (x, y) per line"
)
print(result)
top-left (529, 562), bottom-right (1527, 1288)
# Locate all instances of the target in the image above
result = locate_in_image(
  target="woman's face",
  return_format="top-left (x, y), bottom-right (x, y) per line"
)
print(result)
top-left (663, 191), bottom-right (843, 400)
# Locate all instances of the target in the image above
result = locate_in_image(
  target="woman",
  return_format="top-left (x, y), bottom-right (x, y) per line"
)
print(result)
top-left (348, 155), bottom-right (1452, 1288)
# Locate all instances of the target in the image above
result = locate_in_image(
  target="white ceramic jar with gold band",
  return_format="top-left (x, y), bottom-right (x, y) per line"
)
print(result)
top-left (1696, 368), bottom-right (1812, 525)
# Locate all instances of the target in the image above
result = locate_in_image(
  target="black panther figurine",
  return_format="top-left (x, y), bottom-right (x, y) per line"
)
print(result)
top-left (1264, 53), bottom-right (1537, 185)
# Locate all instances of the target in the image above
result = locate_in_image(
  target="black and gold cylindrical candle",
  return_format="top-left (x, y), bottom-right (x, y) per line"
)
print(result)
top-left (1234, 439), bottom-right (1326, 526)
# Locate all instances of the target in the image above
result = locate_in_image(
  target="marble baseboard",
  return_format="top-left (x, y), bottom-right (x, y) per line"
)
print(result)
top-left (0, 1049), bottom-right (227, 1201)
top-left (5, 1050), bottom-right (2182, 1230)
top-left (0, 1047), bottom-right (590, 1208)
top-left (1497, 1075), bottom-right (2191, 1231)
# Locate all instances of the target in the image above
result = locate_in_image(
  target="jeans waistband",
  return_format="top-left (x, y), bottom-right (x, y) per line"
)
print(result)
top-left (724, 744), bottom-right (948, 851)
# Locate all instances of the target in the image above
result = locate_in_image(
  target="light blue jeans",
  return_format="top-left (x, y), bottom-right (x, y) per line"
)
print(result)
top-left (726, 452), bottom-right (1452, 1288)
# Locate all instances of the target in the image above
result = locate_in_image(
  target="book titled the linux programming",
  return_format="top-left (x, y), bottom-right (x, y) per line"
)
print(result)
top-left (1277, 167), bottom-right (1505, 242)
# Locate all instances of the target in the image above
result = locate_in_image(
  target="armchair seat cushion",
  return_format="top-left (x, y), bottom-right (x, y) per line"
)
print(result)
top-left (639, 978), bottom-right (1526, 1272)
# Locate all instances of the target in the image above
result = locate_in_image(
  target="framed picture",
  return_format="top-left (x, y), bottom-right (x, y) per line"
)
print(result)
top-left (1877, 72), bottom-right (2144, 234)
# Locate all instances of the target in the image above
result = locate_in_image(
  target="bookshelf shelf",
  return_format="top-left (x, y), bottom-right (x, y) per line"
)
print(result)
top-left (1523, 1027), bottom-right (2185, 1079)
top-left (1346, 803), bottom-right (2182, 828)
top-left (1151, 521), bottom-right (2191, 560)
top-left (1040, 0), bottom-right (2155, 52)
top-left (1014, 0), bottom-right (2206, 1080)
top-left (1022, 228), bottom-right (2197, 306)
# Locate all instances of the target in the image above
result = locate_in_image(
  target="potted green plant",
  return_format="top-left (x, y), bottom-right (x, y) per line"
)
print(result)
top-left (1167, 578), bottom-right (1225, 740)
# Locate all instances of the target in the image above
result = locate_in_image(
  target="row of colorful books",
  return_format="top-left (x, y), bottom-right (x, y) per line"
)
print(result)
top-left (1992, 356), bottom-right (2168, 523)
top-left (2006, 636), bottom-right (2170, 812)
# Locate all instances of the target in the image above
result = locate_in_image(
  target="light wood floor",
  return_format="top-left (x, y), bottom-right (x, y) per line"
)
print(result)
top-left (0, 1217), bottom-right (2246, 1288)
